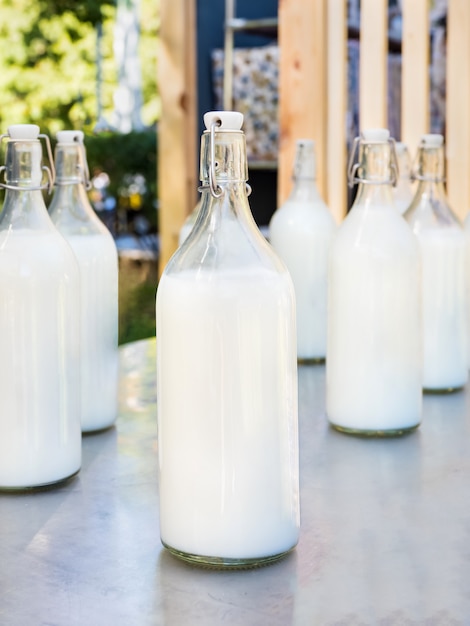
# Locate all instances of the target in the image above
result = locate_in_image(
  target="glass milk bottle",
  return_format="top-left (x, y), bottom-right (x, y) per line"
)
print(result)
top-left (269, 140), bottom-right (336, 362)
top-left (405, 134), bottom-right (467, 392)
top-left (463, 213), bottom-right (470, 368)
top-left (393, 141), bottom-right (414, 214)
top-left (49, 131), bottom-right (119, 432)
top-left (0, 124), bottom-right (81, 489)
top-left (156, 111), bottom-right (300, 568)
top-left (327, 128), bottom-right (422, 435)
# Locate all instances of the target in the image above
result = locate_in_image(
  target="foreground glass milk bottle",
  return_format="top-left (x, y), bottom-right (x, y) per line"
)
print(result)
top-left (393, 141), bottom-right (414, 214)
top-left (0, 125), bottom-right (81, 489)
top-left (49, 131), bottom-right (119, 431)
top-left (269, 140), bottom-right (336, 362)
top-left (327, 128), bottom-right (422, 435)
top-left (156, 111), bottom-right (300, 568)
top-left (463, 213), bottom-right (470, 369)
top-left (405, 134), bottom-right (467, 392)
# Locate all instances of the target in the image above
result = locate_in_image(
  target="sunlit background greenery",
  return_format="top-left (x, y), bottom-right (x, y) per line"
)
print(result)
top-left (0, 0), bottom-right (159, 345)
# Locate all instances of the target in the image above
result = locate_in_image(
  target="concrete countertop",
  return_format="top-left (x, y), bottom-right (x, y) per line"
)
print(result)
top-left (1, 338), bottom-right (469, 625)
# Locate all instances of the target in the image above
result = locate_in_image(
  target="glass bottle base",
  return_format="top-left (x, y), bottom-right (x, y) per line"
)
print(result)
top-left (423, 385), bottom-right (464, 395)
top-left (298, 356), bottom-right (325, 365)
top-left (329, 422), bottom-right (420, 438)
top-left (0, 468), bottom-right (80, 493)
top-left (162, 541), bottom-right (294, 570)
top-left (82, 423), bottom-right (116, 436)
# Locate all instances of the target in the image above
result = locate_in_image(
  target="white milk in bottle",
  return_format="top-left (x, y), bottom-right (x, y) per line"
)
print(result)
top-left (269, 140), bottom-right (336, 361)
top-left (156, 111), bottom-right (300, 568)
top-left (0, 124), bottom-right (81, 489)
top-left (327, 129), bottom-right (422, 435)
top-left (405, 134), bottom-right (467, 391)
top-left (463, 213), bottom-right (470, 368)
top-left (49, 131), bottom-right (119, 432)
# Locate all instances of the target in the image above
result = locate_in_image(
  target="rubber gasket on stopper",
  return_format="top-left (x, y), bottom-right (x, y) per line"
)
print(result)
top-left (56, 130), bottom-right (84, 144)
top-left (203, 111), bottom-right (243, 131)
top-left (421, 134), bottom-right (443, 147)
top-left (361, 128), bottom-right (390, 142)
top-left (8, 124), bottom-right (40, 140)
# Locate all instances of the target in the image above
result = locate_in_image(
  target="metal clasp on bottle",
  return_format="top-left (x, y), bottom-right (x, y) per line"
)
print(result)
top-left (347, 135), bottom-right (399, 188)
top-left (0, 132), bottom-right (56, 194)
top-left (198, 118), bottom-right (252, 198)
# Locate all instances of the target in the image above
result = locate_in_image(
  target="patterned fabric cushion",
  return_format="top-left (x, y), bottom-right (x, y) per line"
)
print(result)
top-left (212, 45), bottom-right (279, 163)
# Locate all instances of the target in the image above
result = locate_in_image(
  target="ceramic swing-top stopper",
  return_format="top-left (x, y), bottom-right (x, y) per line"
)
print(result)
top-left (7, 124), bottom-right (40, 140)
top-left (421, 134), bottom-right (443, 148)
top-left (56, 130), bottom-right (84, 144)
top-left (203, 111), bottom-right (244, 131)
top-left (361, 128), bottom-right (390, 142)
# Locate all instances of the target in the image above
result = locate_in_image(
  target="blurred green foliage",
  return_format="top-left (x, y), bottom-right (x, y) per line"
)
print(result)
top-left (0, 0), bottom-right (160, 344)
top-left (118, 257), bottom-right (157, 344)
top-left (0, 0), bottom-right (159, 133)
top-left (84, 130), bottom-right (158, 231)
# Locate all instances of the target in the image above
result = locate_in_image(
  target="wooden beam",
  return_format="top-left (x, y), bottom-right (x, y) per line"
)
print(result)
top-left (326, 0), bottom-right (347, 223)
top-left (158, 0), bottom-right (198, 276)
top-left (278, 0), bottom-right (327, 206)
top-left (446, 0), bottom-right (470, 221)
top-left (359, 0), bottom-right (388, 130)
top-left (401, 0), bottom-right (429, 152)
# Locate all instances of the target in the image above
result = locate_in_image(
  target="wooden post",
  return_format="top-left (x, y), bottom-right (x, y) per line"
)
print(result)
top-left (158, 0), bottom-right (198, 276)
top-left (278, 0), bottom-right (327, 206)
top-left (401, 0), bottom-right (429, 153)
top-left (359, 0), bottom-right (388, 130)
top-left (326, 0), bottom-right (347, 223)
top-left (446, 0), bottom-right (470, 221)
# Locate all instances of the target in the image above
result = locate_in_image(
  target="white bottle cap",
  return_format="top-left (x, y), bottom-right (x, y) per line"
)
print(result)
top-left (361, 128), bottom-right (390, 142)
top-left (7, 124), bottom-right (40, 140)
top-left (421, 133), bottom-right (443, 147)
top-left (56, 130), bottom-right (84, 144)
top-left (203, 111), bottom-right (243, 131)
top-left (296, 138), bottom-right (315, 149)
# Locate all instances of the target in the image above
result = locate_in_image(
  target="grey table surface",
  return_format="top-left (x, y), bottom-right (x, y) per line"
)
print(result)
top-left (1, 338), bottom-right (470, 626)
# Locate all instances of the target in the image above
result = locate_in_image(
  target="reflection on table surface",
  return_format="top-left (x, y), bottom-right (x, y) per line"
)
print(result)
top-left (1, 337), bottom-right (469, 624)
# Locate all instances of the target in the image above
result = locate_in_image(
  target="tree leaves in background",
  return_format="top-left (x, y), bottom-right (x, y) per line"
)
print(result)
top-left (0, 0), bottom-right (158, 133)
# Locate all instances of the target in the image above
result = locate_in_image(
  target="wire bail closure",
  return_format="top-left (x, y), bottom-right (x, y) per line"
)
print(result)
top-left (0, 132), bottom-right (56, 194)
top-left (347, 135), bottom-right (399, 188)
top-left (209, 118), bottom-right (223, 198)
top-left (198, 118), bottom-right (251, 197)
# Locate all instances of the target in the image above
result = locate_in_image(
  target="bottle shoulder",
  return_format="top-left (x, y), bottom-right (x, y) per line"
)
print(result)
top-left (405, 192), bottom-right (463, 233)
top-left (48, 186), bottom-right (112, 237)
top-left (0, 228), bottom-right (80, 276)
top-left (332, 203), bottom-right (420, 260)
top-left (270, 198), bottom-right (336, 234)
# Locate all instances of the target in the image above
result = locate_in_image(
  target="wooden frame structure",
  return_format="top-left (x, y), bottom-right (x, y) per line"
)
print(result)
top-left (158, 0), bottom-right (470, 274)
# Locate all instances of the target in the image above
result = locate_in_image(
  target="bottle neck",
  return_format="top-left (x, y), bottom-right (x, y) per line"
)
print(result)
top-left (287, 140), bottom-right (322, 203)
top-left (48, 143), bottom-right (99, 230)
top-left (0, 140), bottom-right (53, 231)
top-left (289, 177), bottom-right (322, 203)
top-left (4, 140), bottom-right (43, 188)
top-left (352, 140), bottom-right (396, 208)
top-left (200, 129), bottom-right (247, 187)
top-left (414, 144), bottom-right (447, 199)
top-left (53, 143), bottom-right (89, 207)
top-left (55, 143), bottom-right (83, 185)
